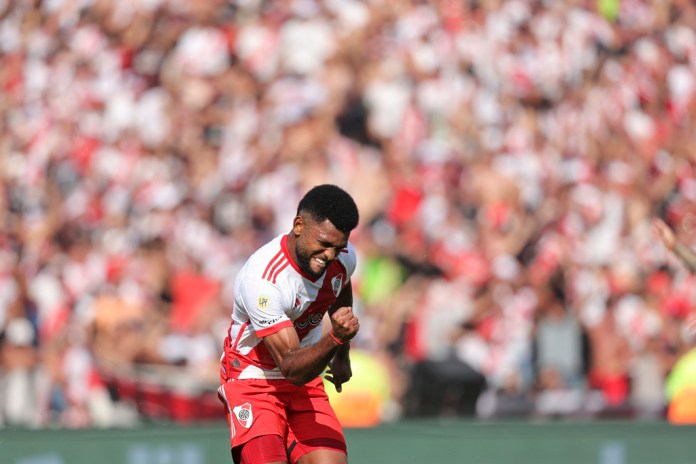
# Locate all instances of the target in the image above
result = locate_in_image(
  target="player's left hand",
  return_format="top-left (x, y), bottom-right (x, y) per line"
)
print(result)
top-left (325, 355), bottom-right (352, 393)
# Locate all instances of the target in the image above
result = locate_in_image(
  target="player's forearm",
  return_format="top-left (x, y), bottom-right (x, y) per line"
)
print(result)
top-left (335, 340), bottom-right (350, 358)
top-left (674, 243), bottom-right (696, 273)
top-left (279, 335), bottom-right (342, 385)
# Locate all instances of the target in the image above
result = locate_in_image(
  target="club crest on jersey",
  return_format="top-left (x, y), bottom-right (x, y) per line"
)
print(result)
top-left (331, 274), bottom-right (343, 297)
top-left (257, 296), bottom-right (270, 310)
top-left (233, 403), bottom-right (253, 428)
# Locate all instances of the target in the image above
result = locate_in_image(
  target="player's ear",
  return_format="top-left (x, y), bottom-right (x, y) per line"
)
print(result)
top-left (292, 216), bottom-right (304, 236)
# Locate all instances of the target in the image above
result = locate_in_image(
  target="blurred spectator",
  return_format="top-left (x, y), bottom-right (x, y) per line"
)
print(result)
top-left (653, 217), bottom-right (696, 274)
top-left (2, 0), bottom-right (696, 427)
top-left (531, 273), bottom-right (589, 393)
top-left (0, 317), bottom-right (40, 427)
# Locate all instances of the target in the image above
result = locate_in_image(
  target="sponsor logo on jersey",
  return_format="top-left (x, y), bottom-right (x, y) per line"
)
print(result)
top-left (295, 312), bottom-right (324, 330)
top-left (331, 274), bottom-right (343, 297)
top-left (233, 402), bottom-right (253, 428)
top-left (257, 296), bottom-right (270, 310)
top-left (258, 317), bottom-right (282, 325)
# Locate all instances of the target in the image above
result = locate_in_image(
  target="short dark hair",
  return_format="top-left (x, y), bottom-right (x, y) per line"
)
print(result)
top-left (297, 184), bottom-right (359, 233)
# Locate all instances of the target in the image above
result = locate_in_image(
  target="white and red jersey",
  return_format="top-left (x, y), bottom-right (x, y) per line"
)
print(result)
top-left (221, 233), bottom-right (357, 381)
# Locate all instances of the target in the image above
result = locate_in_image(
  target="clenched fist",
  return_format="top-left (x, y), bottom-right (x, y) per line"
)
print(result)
top-left (330, 306), bottom-right (359, 343)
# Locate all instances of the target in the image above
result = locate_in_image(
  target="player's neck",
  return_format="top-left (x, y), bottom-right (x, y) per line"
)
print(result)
top-left (286, 232), bottom-right (300, 266)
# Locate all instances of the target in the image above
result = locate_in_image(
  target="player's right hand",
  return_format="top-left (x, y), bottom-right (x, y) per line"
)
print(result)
top-left (330, 306), bottom-right (359, 343)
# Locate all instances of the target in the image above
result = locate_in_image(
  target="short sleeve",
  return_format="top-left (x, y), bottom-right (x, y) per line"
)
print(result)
top-left (339, 242), bottom-right (358, 282)
top-left (238, 276), bottom-right (294, 338)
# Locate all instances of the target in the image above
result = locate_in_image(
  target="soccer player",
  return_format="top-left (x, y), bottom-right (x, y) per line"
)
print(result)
top-left (218, 184), bottom-right (361, 464)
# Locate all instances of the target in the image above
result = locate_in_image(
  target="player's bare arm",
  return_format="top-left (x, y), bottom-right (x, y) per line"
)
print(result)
top-left (674, 243), bottom-right (696, 273)
top-left (264, 305), bottom-right (359, 386)
top-left (653, 218), bottom-right (696, 273)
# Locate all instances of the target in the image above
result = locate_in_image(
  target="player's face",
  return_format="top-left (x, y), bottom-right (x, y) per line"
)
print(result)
top-left (293, 215), bottom-right (349, 278)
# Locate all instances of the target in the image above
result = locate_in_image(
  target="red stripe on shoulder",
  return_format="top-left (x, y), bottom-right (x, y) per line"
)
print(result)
top-left (265, 256), bottom-right (288, 282)
top-left (262, 250), bottom-right (283, 280)
top-left (271, 261), bottom-right (290, 284)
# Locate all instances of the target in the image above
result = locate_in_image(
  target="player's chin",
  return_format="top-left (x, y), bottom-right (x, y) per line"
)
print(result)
top-left (300, 261), bottom-right (322, 278)
top-left (307, 269), bottom-right (324, 279)
top-left (309, 260), bottom-right (327, 276)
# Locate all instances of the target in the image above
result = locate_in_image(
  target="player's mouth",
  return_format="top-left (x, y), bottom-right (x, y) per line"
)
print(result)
top-left (313, 256), bottom-right (328, 271)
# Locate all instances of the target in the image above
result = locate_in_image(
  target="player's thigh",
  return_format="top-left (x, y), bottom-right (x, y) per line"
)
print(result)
top-left (234, 434), bottom-right (288, 464)
top-left (286, 379), bottom-right (347, 463)
top-left (219, 379), bottom-right (288, 450)
top-left (296, 449), bottom-right (347, 464)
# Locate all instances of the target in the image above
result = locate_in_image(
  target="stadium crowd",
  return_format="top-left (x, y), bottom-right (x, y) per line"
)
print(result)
top-left (2, 0), bottom-right (696, 428)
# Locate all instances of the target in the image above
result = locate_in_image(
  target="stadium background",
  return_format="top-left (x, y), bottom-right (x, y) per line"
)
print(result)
top-left (2, 0), bottom-right (696, 462)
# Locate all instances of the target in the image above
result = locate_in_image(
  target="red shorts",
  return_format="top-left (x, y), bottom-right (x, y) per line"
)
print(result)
top-left (218, 377), bottom-right (346, 463)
